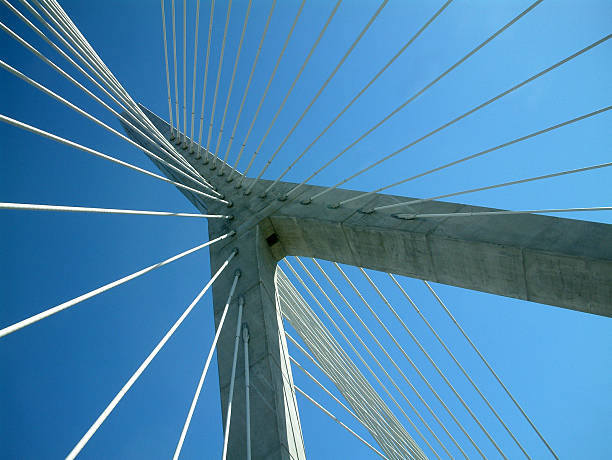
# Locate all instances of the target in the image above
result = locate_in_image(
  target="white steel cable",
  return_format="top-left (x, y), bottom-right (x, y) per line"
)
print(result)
top-left (291, 258), bottom-right (448, 458)
top-left (281, 279), bottom-right (416, 458)
top-left (65, 249), bottom-right (237, 460)
top-left (308, 33), bottom-right (612, 204)
top-left (396, 206), bottom-right (612, 220)
top-left (263, 0), bottom-right (452, 198)
top-left (35, 0), bottom-right (204, 181)
top-left (25, 0), bottom-right (204, 182)
top-left (188, 0), bottom-right (201, 145)
top-left (195, 0), bottom-right (215, 159)
top-left (290, 356), bottom-right (360, 426)
top-left (182, 0), bottom-right (186, 145)
top-left (0, 55), bottom-right (219, 196)
top-left (295, 261), bottom-right (452, 459)
top-left (243, 323), bottom-right (252, 460)
top-left (282, 316), bottom-right (406, 460)
top-left (283, 300), bottom-right (394, 459)
top-left (252, 0), bottom-right (390, 195)
top-left (308, 260), bottom-right (462, 459)
top-left (284, 277), bottom-right (446, 460)
top-left (284, 329), bottom-right (394, 443)
top-left (341, 265), bottom-right (486, 458)
top-left (31, 0), bottom-right (135, 116)
top-left (278, 274), bottom-right (422, 460)
top-left (334, 263), bottom-right (480, 459)
top-left (229, 0), bottom-right (306, 182)
top-left (371, 149), bottom-right (612, 214)
top-left (0, 233), bottom-right (232, 338)
top-left (42, 0), bottom-right (179, 161)
top-left (271, 280), bottom-right (305, 458)
top-left (290, 353), bottom-right (404, 456)
top-left (43, 0), bottom-right (124, 96)
top-left (273, 281), bottom-right (308, 456)
top-left (281, 339), bottom-right (390, 458)
top-left (423, 280), bottom-right (560, 460)
top-left (0, 202), bottom-right (230, 219)
top-left (291, 353), bottom-right (409, 460)
top-left (281, 294), bottom-right (312, 460)
top-left (205, 0), bottom-right (234, 154)
top-left (41, 0), bottom-right (203, 181)
top-left (283, 260), bottom-right (432, 459)
top-left (0, 114), bottom-right (230, 204)
top-left (388, 274), bottom-right (530, 458)
top-left (278, 278), bottom-right (408, 459)
top-left (274, 296), bottom-right (308, 458)
top-left (172, 0), bottom-right (180, 140)
top-left (294, 385), bottom-right (388, 459)
top-left (242, 0), bottom-right (343, 194)
top-left (219, 0), bottom-right (276, 175)
top-left (338, 103), bottom-right (612, 207)
top-left (39, 0), bottom-right (162, 134)
top-left (173, 271), bottom-right (241, 460)
top-left (282, 320), bottom-right (412, 460)
top-left (279, 275), bottom-right (311, 460)
top-left (4, 0), bottom-right (119, 108)
top-left (277, 330), bottom-right (311, 458)
top-left (279, 275), bottom-right (415, 455)
top-left (221, 295), bottom-right (244, 460)
top-left (211, 0), bottom-right (253, 166)
top-left (279, 273), bottom-right (402, 432)
top-left (33, 0), bottom-right (120, 98)
top-left (161, 0), bottom-right (174, 136)
top-left (283, 0), bottom-right (545, 201)
top-left (284, 300), bottom-right (413, 460)
top-left (361, 269), bottom-right (507, 459)
top-left (281, 322), bottom-right (309, 460)
top-left (3, 1), bottom-right (202, 185)
top-left (280, 289), bottom-right (404, 444)
top-left (35, 0), bottom-right (214, 197)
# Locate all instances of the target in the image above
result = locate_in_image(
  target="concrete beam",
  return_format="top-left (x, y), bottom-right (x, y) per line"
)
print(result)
top-left (263, 187), bottom-right (612, 318)
top-left (121, 109), bottom-right (306, 459)
top-left (121, 106), bottom-right (612, 459)
top-left (208, 224), bottom-right (305, 460)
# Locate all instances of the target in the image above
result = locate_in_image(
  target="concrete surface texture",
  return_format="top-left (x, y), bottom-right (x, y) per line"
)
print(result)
top-left (120, 106), bottom-right (612, 459)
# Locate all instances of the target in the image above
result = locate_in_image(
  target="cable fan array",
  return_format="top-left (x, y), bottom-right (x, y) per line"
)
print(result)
top-left (1, 0), bottom-right (610, 458)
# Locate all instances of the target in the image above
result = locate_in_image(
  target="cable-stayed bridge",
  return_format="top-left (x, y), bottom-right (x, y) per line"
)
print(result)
top-left (1, 0), bottom-right (611, 459)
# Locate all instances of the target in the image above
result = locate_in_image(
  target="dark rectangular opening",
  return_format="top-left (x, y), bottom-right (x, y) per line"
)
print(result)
top-left (266, 233), bottom-right (279, 247)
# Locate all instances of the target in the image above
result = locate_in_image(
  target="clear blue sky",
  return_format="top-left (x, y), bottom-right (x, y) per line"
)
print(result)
top-left (1, 0), bottom-right (610, 459)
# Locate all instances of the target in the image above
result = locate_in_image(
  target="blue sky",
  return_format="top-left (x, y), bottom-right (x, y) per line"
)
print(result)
top-left (1, 0), bottom-right (611, 459)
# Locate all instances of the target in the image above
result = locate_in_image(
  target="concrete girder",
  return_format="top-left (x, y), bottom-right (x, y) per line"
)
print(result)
top-left (120, 106), bottom-right (612, 459)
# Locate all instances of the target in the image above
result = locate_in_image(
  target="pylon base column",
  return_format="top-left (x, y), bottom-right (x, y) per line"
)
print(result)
top-left (210, 222), bottom-right (305, 460)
